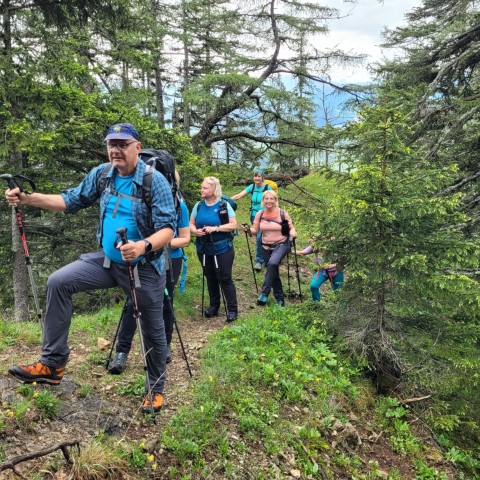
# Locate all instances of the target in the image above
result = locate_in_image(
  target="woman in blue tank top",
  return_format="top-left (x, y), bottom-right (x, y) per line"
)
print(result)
top-left (190, 176), bottom-right (239, 322)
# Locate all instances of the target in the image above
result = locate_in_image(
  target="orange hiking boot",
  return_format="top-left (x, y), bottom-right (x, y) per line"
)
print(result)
top-left (142, 392), bottom-right (163, 414)
top-left (8, 362), bottom-right (65, 385)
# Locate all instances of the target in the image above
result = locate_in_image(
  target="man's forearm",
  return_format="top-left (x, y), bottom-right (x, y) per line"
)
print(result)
top-left (24, 193), bottom-right (67, 212)
top-left (148, 228), bottom-right (174, 251)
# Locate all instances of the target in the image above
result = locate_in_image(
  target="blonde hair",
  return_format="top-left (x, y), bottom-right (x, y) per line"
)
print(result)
top-left (261, 189), bottom-right (278, 208)
top-left (204, 176), bottom-right (222, 200)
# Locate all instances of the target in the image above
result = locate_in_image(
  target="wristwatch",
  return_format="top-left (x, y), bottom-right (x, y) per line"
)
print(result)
top-left (143, 239), bottom-right (153, 254)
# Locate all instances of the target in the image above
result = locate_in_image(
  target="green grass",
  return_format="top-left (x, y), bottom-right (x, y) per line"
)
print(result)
top-left (0, 319), bottom-right (41, 351)
top-left (161, 304), bottom-right (360, 477)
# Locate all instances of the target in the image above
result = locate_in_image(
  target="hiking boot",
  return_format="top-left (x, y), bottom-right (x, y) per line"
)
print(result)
top-left (276, 299), bottom-right (285, 307)
top-left (8, 362), bottom-right (64, 385)
top-left (257, 294), bottom-right (268, 306)
top-left (107, 352), bottom-right (128, 375)
top-left (142, 392), bottom-right (163, 414)
top-left (166, 344), bottom-right (172, 364)
top-left (204, 306), bottom-right (219, 318)
top-left (226, 310), bottom-right (238, 323)
top-left (254, 262), bottom-right (263, 272)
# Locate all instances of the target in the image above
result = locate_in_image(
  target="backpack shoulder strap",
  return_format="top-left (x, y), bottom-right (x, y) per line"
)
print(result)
top-left (194, 200), bottom-right (203, 216)
top-left (141, 165), bottom-right (154, 209)
top-left (263, 184), bottom-right (268, 192)
top-left (97, 163), bottom-right (113, 194)
top-left (258, 209), bottom-right (285, 225)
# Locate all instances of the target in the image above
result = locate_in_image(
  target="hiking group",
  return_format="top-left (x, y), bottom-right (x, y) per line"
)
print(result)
top-left (3, 122), bottom-right (342, 415)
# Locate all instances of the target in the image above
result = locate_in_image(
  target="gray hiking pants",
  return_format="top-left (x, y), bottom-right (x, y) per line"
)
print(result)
top-left (261, 240), bottom-right (291, 301)
top-left (40, 251), bottom-right (167, 394)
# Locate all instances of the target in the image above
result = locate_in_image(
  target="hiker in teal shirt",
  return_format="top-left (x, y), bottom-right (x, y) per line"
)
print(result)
top-left (232, 168), bottom-right (272, 271)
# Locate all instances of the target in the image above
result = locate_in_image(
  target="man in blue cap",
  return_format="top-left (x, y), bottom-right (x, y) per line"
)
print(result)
top-left (4, 123), bottom-right (176, 414)
top-left (232, 168), bottom-right (272, 270)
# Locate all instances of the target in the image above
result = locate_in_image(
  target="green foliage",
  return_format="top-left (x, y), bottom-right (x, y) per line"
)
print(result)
top-left (34, 390), bottom-right (61, 419)
top-left (116, 374), bottom-right (145, 397)
top-left (413, 460), bottom-right (448, 480)
top-left (376, 397), bottom-right (420, 456)
top-left (16, 383), bottom-right (61, 419)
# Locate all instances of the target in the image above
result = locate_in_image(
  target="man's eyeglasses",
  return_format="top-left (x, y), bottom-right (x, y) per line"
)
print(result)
top-left (106, 141), bottom-right (137, 150)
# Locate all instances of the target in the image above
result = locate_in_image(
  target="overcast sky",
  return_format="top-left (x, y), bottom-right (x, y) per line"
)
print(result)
top-left (324, 0), bottom-right (423, 83)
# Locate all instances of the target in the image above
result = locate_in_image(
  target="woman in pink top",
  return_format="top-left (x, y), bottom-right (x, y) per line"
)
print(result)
top-left (245, 190), bottom-right (297, 306)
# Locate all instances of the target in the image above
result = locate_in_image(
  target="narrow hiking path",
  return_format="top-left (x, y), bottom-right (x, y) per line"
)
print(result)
top-left (0, 314), bottom-right (238, 478)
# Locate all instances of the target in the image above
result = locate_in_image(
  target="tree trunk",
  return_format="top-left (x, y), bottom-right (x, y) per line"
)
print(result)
top-left (3, 5), bottom-right (29, 321)
top-left (182, 0), bottom-right (191, 135)
top-left (154, 53), bottom-right (165, 128)
top-left (11, 208), bottom-right (30, 322)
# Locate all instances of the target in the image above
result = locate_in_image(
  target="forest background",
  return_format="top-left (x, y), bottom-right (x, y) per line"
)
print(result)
top-left (0, 0), bottom-right (479, 477)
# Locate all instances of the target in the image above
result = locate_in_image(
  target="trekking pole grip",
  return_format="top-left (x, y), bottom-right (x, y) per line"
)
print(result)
top-left (0, 174), bottom-right (20, 191)
top-left (116, 227), bottom-right (128, 246)
top-left (1, 173), bottom-right (36, 193)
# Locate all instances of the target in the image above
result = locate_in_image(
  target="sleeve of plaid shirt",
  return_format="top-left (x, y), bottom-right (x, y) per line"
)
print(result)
top-left (60, 164), bottom-right (105, 214)
top-left (148, 170), bottom-right (176, 233)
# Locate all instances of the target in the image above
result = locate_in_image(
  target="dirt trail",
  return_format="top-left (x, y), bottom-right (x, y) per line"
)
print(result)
top-left (0, 311), bottom-right (235, 478)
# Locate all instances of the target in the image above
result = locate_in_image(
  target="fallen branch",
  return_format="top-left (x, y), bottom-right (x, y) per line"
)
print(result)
top-left (400, 395), bottom-right (431, 405)
top-left (0, 440), bottom-right (81, 478)
top-left (234, 169), bottom-right (310, 187)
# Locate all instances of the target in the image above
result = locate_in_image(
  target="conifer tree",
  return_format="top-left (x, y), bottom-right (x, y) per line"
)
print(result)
top-left (378, 0), bottom-right (480, 236)
top-left (316, 88), bottom-right (480, 408)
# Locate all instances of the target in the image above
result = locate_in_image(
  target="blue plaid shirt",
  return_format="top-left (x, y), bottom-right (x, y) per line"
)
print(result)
top-left (60, 159), bottom-right (176, 274)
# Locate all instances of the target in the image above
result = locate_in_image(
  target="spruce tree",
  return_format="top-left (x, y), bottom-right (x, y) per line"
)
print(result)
top-left (316, 88), bottom-right (480, 417)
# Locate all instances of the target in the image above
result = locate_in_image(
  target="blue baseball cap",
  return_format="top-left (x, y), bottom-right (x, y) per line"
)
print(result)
top-left (104, 123), bottom-right (139, 141)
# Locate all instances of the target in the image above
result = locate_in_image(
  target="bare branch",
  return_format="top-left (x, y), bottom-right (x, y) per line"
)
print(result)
top-left (0, 440), bottom-right (80, 476)
top-left (205, 131), bottom-right (331, 150)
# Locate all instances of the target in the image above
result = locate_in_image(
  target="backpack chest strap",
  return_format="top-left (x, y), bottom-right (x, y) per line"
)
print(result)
top-left (104, 187), bottom-right (143, 218)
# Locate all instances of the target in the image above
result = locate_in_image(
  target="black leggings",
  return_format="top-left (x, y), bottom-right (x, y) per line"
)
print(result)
top-left (198, 246), bottom-right (237, 313)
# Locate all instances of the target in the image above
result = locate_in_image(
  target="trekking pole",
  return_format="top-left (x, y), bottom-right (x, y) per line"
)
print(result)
top-left (243, 224), bottom-right (258, 294)
top-left (286, 247), bottom-right (293, 298)
top-left (207, 234), bottom-right (228, 317)
top-left (105, 297), bottom-right (130, 370)
top-left (115, 227), bottom-right (155, 415)
top-left (1, 173), bottom-right (43, 328)
top-left (201, 253), bottom-right (206, 317)
top-left (166, 253), bottom-right (175, 284)
top-left (291, 238), bottom-right (303, 302)
top-left (164, 289), bottom-right (192, 377)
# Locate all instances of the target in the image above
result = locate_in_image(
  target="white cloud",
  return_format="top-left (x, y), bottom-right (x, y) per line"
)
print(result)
top-left (323, 0), bottom-right (423, 83)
